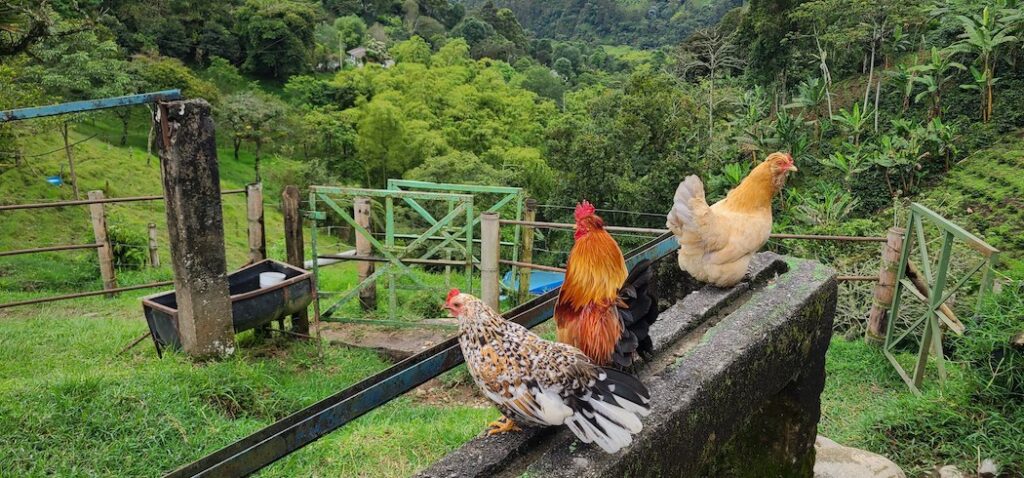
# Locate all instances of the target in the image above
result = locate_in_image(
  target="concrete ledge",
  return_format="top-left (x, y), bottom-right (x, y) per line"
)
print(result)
top-left (416, 253), bottom-right (836, 478)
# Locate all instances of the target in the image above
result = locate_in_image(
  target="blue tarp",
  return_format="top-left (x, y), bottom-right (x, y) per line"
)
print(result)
top-left (501, 270), bottom-right (565, 296)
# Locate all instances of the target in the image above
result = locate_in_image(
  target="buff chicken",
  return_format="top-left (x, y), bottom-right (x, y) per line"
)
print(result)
top-left (666, 152), bottom-right (797, 287)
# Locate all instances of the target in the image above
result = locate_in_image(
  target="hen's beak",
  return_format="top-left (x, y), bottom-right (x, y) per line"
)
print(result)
top-left (789, 164), bottom-right (799, 172)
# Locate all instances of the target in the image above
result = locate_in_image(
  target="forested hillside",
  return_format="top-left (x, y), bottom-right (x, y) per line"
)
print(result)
top-left (2, 0), bottom-right (1024, 475)
top-left (455, 0), bottom-right (743, 47)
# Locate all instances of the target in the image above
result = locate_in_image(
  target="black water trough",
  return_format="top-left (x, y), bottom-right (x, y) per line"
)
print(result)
top-left (142, 259), bottom-right (314, 356)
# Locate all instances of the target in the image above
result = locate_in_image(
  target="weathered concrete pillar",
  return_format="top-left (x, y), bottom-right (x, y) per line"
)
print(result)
top-left (153, 99), bottom-right (234, 359)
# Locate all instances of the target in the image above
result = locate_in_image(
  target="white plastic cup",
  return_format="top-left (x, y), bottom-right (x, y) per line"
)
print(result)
top-left (259, 272), bottom-right (287, 288)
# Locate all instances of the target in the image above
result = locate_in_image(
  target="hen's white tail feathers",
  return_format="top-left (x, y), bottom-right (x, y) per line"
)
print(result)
top-left (667, 175), bottom-right (707, 233)
top-left (563, 369), bottom-right (651, 454)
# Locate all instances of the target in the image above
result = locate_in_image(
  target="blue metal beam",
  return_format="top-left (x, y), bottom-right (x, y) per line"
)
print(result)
top-left (163, 233), bottom-right (679, 478)
top-left (0, 90), bottom-right (183, 123)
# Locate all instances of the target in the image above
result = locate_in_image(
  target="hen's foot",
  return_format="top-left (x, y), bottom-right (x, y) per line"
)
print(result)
top-left (486, 416), bottom-right (521, 435)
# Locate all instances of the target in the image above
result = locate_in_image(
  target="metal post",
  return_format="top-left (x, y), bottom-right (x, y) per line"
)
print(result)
top-left (154, 99), bottom-right (234, 359)
top-left (147, 223), bottom-right (160, 268)
top-left (481, 212), bottom-right (500, 311)
top-left (517, 199), bottom-right (537, 303)
top-left (283, 186), bottom-right (310, 334)
top-left (355, 197), bottom-right (376, 311)
top-left (246, 183), bottom-right (266, 263)
top-left (866, 227), bottom-right (903, 344)
top-left (87, 190), bottom-right (118, 295)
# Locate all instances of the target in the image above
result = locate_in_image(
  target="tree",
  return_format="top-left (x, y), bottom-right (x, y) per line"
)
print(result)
top-left (450, 16), bottom-right (496, 47)
top-left (28, 20), bottom-right (133, 198)
top-left (910, 47), bottom-right (965, 119)
top-left (953, 7), bottom-right (1016, 122)
top-left (218, 90), bottom-right (288, 181)
top-left (405, 151), bottom-right (507, 186)
top-left (391, 35), bottom-right (431, 65)
top-left (0, 0), bottom-right (56, 57)
top-left (516, 66), bottom-right (566, 104)
top-left (675, 26), bottom-right (745, 141)
top-left (236, 0), bottom-right (319, 78)
top-left (204, 56), bottom-right (246, 93)
top-left (552, 57), bottom-right (574, 80)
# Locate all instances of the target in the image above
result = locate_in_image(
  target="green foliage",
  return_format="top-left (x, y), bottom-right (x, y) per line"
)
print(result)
top-left (106, 218), bottom-right (148, 271)
top-left (131, 55), bottom-right (221, 104)
top-left (391, 35), bottom-right (432, 65)
top-left (218, 89), bottom-right (289, 179)
top-left (236, 0), bottom-right (320, 78)
top-left (405, 151), bottom-right (507, 186)
top-left (203, 56), bottom-right (247, 93)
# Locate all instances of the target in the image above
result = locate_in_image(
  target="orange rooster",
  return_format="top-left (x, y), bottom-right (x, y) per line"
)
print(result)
top-left (554, 201), bottom-right (659, 368)
top-left (666, 152), bottom-right (797, 287)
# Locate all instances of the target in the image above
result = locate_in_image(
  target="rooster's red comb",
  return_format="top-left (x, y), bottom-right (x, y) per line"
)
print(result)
top-left (446, 288), bottom-right (461, 304)
top-left (575, 200), bottom-right (596, 221)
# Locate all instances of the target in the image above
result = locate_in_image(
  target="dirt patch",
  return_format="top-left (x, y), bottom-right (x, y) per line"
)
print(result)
top-left (412, 377), bottom-right (489, 408)
top-left (315, 321), bottom-right (457, 362)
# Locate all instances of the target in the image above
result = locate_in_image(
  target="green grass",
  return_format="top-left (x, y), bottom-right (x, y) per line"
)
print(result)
top-left (0, 114), bottom-right (497, 476)
top-left (914, 135), bottom-right (1024, 267)
top-left (0, 294), bottom-right (493, 477)
top-left (821, 283), bottom-right (1024, 476)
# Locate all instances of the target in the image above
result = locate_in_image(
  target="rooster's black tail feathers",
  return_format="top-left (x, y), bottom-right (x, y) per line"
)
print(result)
top-left (611, 259), bottom-right (659, 369)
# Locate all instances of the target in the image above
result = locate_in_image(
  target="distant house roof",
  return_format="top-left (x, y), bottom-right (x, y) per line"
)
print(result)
top-left (347, 47), bottom-right (367, 58)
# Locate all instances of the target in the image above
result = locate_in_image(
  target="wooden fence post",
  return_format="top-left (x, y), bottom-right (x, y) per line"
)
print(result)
top-left (154, 99), bottom-right (234, 359)
top-left (517, 198), bottom-right (537, 303)
top-left (481, 211), bottom-right (500, 311)
top-left (866, 227), bottom-right (904, 344)
top-left (247, 182), bottom-right (266, 263)
top-left (148, 223), bottom-right (160, 268)
top-left (355, 197), bottom-right (377, 311)
top-left (87, 190), bottom-right (117, 296)
top-left (283, 185), bottom-right (309, 334)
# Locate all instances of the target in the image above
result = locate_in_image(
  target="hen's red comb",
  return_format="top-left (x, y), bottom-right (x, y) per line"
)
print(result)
top-left (575, 200), bottom-right (596, 221)
top-left (446, 288), bottom-right (461, 304)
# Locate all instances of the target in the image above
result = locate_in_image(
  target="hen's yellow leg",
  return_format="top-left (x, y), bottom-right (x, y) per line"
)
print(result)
top-left (486, 415), bottom-right (522, 435)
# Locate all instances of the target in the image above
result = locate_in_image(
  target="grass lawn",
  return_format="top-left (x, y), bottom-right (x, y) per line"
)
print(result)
top-left (0, 292), bottom-right (495, 477)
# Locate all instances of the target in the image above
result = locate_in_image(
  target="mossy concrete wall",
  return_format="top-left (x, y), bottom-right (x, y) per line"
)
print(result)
top-left (416, 253), bottom-right (837, 478)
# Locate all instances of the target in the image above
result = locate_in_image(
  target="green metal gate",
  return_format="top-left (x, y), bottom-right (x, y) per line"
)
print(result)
top-left (884, 203), bottom-right (1000, 394)
top-left (387, 180), bottom-right (525, 300)
top-left (308, 185), bottom-right (475, 322)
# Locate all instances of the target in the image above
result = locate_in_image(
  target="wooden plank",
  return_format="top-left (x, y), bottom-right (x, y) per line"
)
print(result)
top-left (283, 186), bottom-right (309, 334)
top-left (148, 223), bottom-right (160, 268)
top-left (480, 212), bottom-right (500, 310)
top-left (354, 197), bottom-right (377, 311)
top-left (88, 191), bottom-right (118, 296)
top-left (246, 183), bottom-right (266, 263)
top-left (517, 199), bottom-right (537, 302)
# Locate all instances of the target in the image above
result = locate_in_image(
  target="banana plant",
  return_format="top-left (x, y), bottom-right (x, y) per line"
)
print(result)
top-left (910, 47), bottom-right (966, 119)
top-left (953, 6), bottom-right (1017, 122)
top-left (831, 103), bottom-right (870, 145)
top-left (818, 144), bottom-right (869, 191)
top-left (959, 65), bottom-right (995, 120)
top-left (886, 64), bottom-right (917, 113)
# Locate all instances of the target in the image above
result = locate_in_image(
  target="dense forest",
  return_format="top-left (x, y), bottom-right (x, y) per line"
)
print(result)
top-left (2, 0), bottom-right (1024, 474)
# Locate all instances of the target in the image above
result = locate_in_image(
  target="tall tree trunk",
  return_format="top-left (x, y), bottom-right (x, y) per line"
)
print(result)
top-left (708, 77), bottom-right (715, 142)
top-left (233, 138), bottom-right (241, 161)
top-left (254, 140), bottom-right (262, 182)
top-left (986, 58), bottom-right (994, 122)
top-left (873, 74), bottom-right (882, 133)
top-left (863, 34), bottom-right (876, 112)
top-left (61, 122), bottom-right (80, 199)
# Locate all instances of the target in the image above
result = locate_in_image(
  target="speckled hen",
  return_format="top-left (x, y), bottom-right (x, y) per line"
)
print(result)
top-left (445, 289), bottom-right (651, 454)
